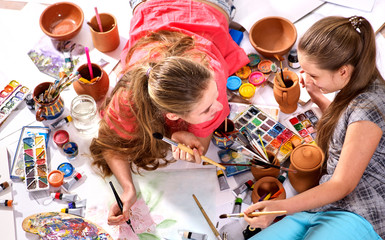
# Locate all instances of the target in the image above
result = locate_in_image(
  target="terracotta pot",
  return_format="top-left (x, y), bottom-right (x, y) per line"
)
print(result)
top-left (251, 151), bottom-right (280, 181)
top-left (288, 144), bottom-right (324, 193)
top-left (33, 82), bottom-right (64, 121)
top-left (273, 69), bottom-right (300, 114)
top-left (251, 176), bottom-right (286, 203)
top-left (89, 13), bottom-right (120, 53)
top-left (73, 63), bottom-right (109, 102)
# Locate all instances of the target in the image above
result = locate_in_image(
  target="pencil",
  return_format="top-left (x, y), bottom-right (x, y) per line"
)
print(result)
top-left (192, 194), bottom-right (222, 240)
top-left (219, 210), bottom-right (287, 218)
top-left (108, 181), bottom-right (135, 232)
top-left (257, 134), bottom-right (269, 160)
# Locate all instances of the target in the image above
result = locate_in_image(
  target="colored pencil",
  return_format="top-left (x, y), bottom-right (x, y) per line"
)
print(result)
top-left (258, 134), bottom-right (269, 160)
top-left (84, 47), bottom-right (94, 79)
top-left (193, 194), bottom-right (222, 240)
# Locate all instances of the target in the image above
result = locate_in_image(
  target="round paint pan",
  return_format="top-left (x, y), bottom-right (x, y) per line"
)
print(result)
top-left (247, 53), bottom-right (261, 67)
top-left (235, 65), bottom-right (252, 80)
top-left (57, 162), bottom-right (74, 177)
top-left (48, 170), bottom-right (64, 187)
top-left (249, 71), bottom-right (266, 86)
top-left (226, 76), bottom-right (242, 91)
top-left (53, 130), bottom-right (70, 148)
top-left (258, 59), bottom-right (273, 74)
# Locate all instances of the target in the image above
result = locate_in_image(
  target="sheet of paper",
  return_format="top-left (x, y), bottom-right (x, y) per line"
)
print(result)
top-left (321, 0), bottom-right (375, 12)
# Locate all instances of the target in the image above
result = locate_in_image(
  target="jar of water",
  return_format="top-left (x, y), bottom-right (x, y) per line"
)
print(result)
top-left (70, 95), bottom-right (98, 134)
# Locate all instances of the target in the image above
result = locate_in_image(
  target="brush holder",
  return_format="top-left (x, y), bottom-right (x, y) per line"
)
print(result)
top-left (251, 176), bottom-right (286, 203)
top-left (250, 150), bottom-right (280, 181)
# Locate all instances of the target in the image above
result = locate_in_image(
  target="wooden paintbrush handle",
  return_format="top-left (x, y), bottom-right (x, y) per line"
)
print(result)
top-left (249, 210), bottom-right (287, 217)
top-left (177, 144), bottom-right (225, 169)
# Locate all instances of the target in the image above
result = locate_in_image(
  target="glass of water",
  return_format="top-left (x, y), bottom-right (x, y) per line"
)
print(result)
top-left (70, 95), bottom-right (98, 134)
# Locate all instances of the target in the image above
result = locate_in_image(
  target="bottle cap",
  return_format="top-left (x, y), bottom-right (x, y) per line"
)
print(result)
top-left (226, 76), bottom-right (242, 90)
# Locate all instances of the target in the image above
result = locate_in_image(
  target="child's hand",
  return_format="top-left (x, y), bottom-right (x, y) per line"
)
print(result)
top-left (171, 131), bottom-right (204, 164)
top-left (243, 200), bottom-right (285, 229)
top-left (300, 70), bottom-right (323, 98)
top-left (107, 188), bottom-right (137, 225)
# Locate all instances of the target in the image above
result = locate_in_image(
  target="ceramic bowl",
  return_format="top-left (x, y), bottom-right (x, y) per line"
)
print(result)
top-left (39, 2), bottom-right (84, 41)
top-left (251, 176), bottom-right (286, 203)
top-left (249, 16), bottom-right (297, 58)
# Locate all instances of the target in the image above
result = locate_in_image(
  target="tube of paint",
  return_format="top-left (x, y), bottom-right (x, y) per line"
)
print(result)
top-left (62, 172), bottom-right (84, 192)
top-left (51, 192), bottom-right (78, 202)
top-left (51, 115), bottom-right (72, 129)
top-left (178, 230), bottom-right (208, 240)
top-left (0, 199), bottom-right (13, 207)
top-left (61, 207), bottom-right (85, 217)
top-left (232, 195), bottom-right (243, 214)
top-left (243, 183), bottom-right (255, 205)
top-left (68, 199), bottom-right (87, 209)
top-left (0, 180), bottom-right (12, 192)
top-left (232, 180), bottom-right (253, 196)
top-left (217, 169), bottom-right (230, 191)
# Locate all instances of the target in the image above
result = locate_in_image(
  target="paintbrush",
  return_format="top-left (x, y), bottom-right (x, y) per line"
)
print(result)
top-left (193, 194), bottom-right (223, 240)
top-left (109, 181), bottom-right (135, 233)
top-left (153, 132), bottom-right (225, 170)
top-left (250, 158), bottom-right (297, 173)
top-left (274, 54), bottom-right (287, 88)
top-left (219, 210), bottom-right (287, 219)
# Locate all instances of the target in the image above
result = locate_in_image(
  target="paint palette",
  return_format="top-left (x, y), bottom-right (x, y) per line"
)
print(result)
top-left (285, 108), bottom-right (320, 144)
top-left (23, 134), bottom-right (49, 191)
top-left (217, 149), bottom-right (250, 177)
top-left (0, 80), bottom-right (30, 125)
top-left (233, 105), bottom-right (302, 163)
top-left (11, 126), bottom-right (50, 180)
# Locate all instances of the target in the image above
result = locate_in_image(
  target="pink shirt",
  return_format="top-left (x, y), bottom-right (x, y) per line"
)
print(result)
top-left (105, 0), bottom-right (249, 138)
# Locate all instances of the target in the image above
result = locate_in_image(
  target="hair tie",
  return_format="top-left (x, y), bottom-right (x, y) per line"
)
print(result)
top-left (349, 16), bottom-right (363, 34)
top-left (146, 67), bottom-right (152, 78)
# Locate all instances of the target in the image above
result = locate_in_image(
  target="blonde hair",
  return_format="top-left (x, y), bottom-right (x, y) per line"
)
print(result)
top-left (90, 31), bottom-right (212, 176)
top-left (298, 16), bottom-right (384, 157)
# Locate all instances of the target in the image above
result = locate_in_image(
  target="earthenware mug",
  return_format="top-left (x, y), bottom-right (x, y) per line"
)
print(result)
top-left (89, 13), bottom-right (120, 52)
top-left (273, 69), bottom-right (300, 114)
top-left (288, 144), bottom-right (325, 193)
top-left (73, 63), bottom-right (109, 102)
top-left (33, 82), bottom-right (64, 121)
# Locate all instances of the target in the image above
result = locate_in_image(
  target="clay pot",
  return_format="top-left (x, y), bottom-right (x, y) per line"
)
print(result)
top-left (212, 119), bottom-right (235, 149)
top-left (251, 176), bottom-right (286, 203)
top-left (251, 151), bottom-right (280, 181)
top-left (73, 63), bottom-right (109, 102)
top-left (273, 69), bottom-right (300, 114)
top-left (89, 13), bottom-right (120, 53)
top-left (288, 144), bottom-right (324, 193)
top-left (33, 82), bottom-right (64, 121)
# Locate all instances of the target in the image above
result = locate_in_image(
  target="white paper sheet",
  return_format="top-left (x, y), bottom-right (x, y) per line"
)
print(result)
top-left (321, 0), bottom-right (375, 12)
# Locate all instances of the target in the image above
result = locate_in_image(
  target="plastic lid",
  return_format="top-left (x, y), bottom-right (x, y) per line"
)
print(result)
top-left (53, 130), bottom-right (70, 147)
top-left (57, 162), bottom-right (74, 177)
top-left (248, 71), bottom-right (266, 86)
top-left (227, 76), bottom-right (242, 90)
top-left (48, 170), bottom-right (64, 187)
top-left (235, 66), bottom-right (252, 79)
top-left (247, 53), bottom-right (261, 67)
top-left (258, 59), bottom-right (273, 73)
top-left (239, 83), bottom-right (256, 99)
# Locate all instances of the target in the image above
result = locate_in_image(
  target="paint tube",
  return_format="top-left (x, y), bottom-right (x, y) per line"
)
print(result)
top-left (217, 169), bottom-right (230, 191)
top-left (178, 230), bottom-right (208, 240)
top-left (0, 180), bottom-right (11, 192)
top-left (51, 192), bottom-right (78, 202)
top-left (278, 171), bottom-right (287, 183)
top-left (68, 199), bottom-right (87, 209)
top-left (232, 194), bottom-right (243, 214)
top-left (243, 183), bottom-right (255, 205)
top-left (62, 172), bottom-right (84, 192)
top-left (61, 207), bottom-right (85, 217)
top-left (232, 180), bottom-right (253, 196)
top-left (51, 115), bottom-right (72, 129)
top-left (0, 199), bottom-right (13, 207)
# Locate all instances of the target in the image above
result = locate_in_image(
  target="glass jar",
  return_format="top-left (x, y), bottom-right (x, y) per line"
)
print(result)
top-left (70, 94), bottom-right (98, 134)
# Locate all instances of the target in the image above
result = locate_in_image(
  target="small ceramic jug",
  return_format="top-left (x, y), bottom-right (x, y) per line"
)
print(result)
top-left (212, 119), bottom-right (235, 149)
top-left (251, 150), bottom-right (280, 181)
top-left (33, 82), bottom-right (64, 121)
top-left (288, 144), bottom-right (325, 193)
top-left (251, 176), bottom-right (286, 203)
top-left (73, 63), bottom-right (109, 102)
top-left (273, 69), bottom-right (300, 114)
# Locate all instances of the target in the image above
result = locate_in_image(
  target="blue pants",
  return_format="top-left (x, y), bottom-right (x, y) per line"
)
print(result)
top-left (249, 211), bottom-right (381, 240)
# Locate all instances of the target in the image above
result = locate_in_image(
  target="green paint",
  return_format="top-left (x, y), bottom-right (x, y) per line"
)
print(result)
top-left (156, 219), bottom-right (177, 229)
top-left (149, 191), bottom-right (164, 212)
top-left (138, 233), bottom-right (161, 240)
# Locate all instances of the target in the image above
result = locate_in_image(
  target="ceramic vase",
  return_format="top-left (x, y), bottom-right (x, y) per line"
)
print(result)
top-left (212, 119), bottom-right (235, 149)
top-left (33, 82), bottom-right (64, 121)
top-left (251, 176), bottom-right (286, 203)
top-left (288, 144), bottom-right (324, 193)
top-left (250, 150), bottom-right (280, 181)
top-left (73, 63), bottom-right (109, 102)
top-left (273, 69), bottom-right (300, 114)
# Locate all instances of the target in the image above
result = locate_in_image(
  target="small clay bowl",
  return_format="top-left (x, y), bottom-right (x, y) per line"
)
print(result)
top-left (39, 2), bottom-right (84, 41)
top-left (251, 176), bottom-right (286, 203)
top-left (249, 16), bottom-right (297, 58)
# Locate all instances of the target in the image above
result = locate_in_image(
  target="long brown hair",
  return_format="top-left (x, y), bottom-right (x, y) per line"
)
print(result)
top-left (298, 16), bottom-right (384, 157)
top-left (90, 31), bottom-right (212, 177)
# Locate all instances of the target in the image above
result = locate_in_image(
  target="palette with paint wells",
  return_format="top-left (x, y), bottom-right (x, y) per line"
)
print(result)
top-left (217, 148), bottom-right (250, 177)
top-left (0, 80), bottom-right (30, 125)
top-left (23, 134), bottom-right (49, 191)
top-left (233, 105), bottom-right (302, 163)
top-left (285, 108), bottom-right (321, 144)
top-left (11, 126), bottom-right (50, 181)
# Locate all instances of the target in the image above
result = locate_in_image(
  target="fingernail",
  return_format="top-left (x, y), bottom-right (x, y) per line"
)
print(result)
top-left (300, 70), bottom-right (304, 73)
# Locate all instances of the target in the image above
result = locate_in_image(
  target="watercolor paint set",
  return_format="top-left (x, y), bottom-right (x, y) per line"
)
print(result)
top-left (11, 126), bottom-right (50, 182)
top-left (0, 80), bottom-right (30, 125)
top-left (233, 105), bottom-right (302, 163)
top-left (217, 149), bottom-right (251, 177)
top-left (285, 108), bottom-right (321, 144)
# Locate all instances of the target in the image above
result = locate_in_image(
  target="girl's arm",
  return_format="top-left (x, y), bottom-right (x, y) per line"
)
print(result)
top-left (244, 120), bottom-right (382, 228)
top-left (103, 150), bottom-right (137, 225)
